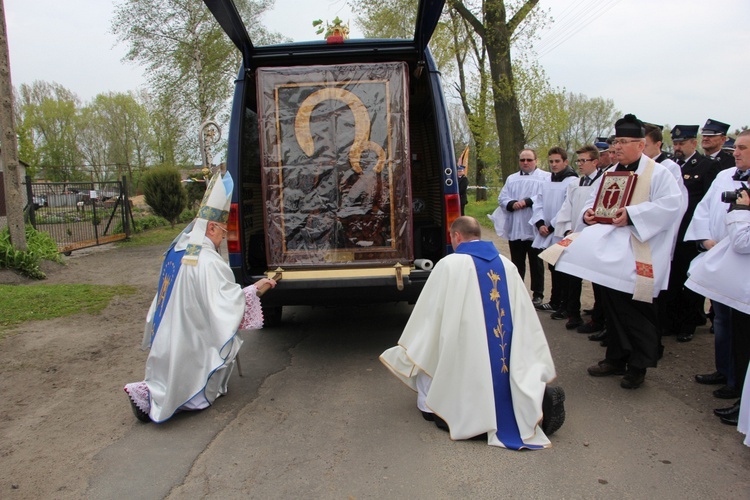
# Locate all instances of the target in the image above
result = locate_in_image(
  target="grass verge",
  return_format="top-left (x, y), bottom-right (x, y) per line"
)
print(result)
top-left (465, 200), bottom-right (499, 230)
top-left (0, 284), bottom-right (137, 339)
top-left (117, 224), bottom-right (188, 248)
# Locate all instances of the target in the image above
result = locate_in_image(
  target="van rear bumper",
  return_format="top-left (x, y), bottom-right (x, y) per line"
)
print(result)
top-left (237, 269), bottom-right (431, 307)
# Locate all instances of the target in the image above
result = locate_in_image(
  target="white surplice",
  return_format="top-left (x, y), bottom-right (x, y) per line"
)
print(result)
top-left (684, 167), bottom-right (749, 243)
top-left (685, 209), bottom-right (750, 446)
top-left (553, 181), bottom-right (599, 238)
top-left (140, 232), bottom-right (259, 422)
top-left (380, 248), bottom-right (556, 449)
top-left (685, 209), bottom-right (750, 316)
top-left (530, 175), bottom-right (578, 249)
top-left (491, 168), bottom-right (551, 241)
top-left (552, 155), bottom-right (683, 296)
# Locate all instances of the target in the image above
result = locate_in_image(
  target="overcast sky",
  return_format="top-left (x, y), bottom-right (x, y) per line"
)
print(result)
top-left (5, 0), bottom-right (750, 133)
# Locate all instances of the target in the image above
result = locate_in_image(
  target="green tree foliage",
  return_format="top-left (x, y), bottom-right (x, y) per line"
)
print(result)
top-left (112, 0), bottom-right (285, 157)
top-left (449, 0), bottom-right (546, 182)
top-left (141, 166), bottom-right (188, 228)
top-left (16, 81), bottom-right (84, 181)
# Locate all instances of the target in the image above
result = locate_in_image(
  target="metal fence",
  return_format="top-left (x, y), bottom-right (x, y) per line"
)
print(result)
top-left (26, 177), bottom-right (132, 254)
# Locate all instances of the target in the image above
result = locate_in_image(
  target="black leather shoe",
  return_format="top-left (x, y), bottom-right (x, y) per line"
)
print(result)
top-left (713, 400), bottom-right (741, 417)
top-left (588, 330), bottom-right (606, 341)
top-left (713, 385), bottom-right (741, 399)
top-left (577, 321), bottom-right (603, 334)
top-left (432, 414), bottom-right (449, 432)
top-left (550, 310), bottom-right (568, 320)
top-left (676, 332), bottom-right (693, 342)
top-left (421, 411), bottom-right (434, 421)
top-left (620, 369), bottom-right (646, 389)
top-left (129, 398), bottom-right (151, 423)
top-left (588, 359), bottom-right (626, 377)
top-left (695, 371), bottom-right (727, 385)
top-left (720, 412), bottom-right (739, 426)
top-left (565, 317), bottom-right (583, 330)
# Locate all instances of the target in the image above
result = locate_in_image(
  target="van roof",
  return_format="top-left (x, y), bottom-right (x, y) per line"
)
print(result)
top-left (202, 0), bottom-right (446, 70)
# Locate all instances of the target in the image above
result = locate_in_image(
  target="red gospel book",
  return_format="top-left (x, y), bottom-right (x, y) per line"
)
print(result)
top-left (592, 171), bottom-right (638, 223)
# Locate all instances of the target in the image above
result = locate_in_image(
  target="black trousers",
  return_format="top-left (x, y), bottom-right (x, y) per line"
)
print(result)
top-left (564, 273), bottom-right (582, 319)
top-left (659, 242), bottom-right (704, 335)
top-left (548, 264), bottom-right (567, 309)
top-left (601, 286), bottom-right (660, 369)
top-left (591, 283), bottom-right (606, 327)
top-left (508, 239), bottom-right (544, 298)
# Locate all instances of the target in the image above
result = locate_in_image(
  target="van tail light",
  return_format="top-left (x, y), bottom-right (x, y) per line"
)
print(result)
top-left (444, 193), bottom-right (461, 241)
top-left (227, 203), bottom-right (240, 253)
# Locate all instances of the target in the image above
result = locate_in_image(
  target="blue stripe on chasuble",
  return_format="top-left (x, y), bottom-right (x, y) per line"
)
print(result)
top-left (152, 247), bottom-right (185, 340)
top-left (455, 241), bottom-right (542, 450)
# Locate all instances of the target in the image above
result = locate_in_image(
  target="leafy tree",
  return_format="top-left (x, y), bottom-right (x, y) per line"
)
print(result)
top-left (141, 165), bottom-right (188, 227)
top-left (17, 81), bottom-right (84, 181)
top-left (448, 0), bottom-right (547, 182)
top-left (112, 0), bottom-right (285, 160)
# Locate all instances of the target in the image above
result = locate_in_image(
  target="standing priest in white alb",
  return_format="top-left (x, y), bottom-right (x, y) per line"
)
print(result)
top-left (380, 216), bottom-right (564, 450)
top-left (124, 171), bottom-right (276, 423)
top-left (490, 149), bottom-right (551, 306)
top-left (540, 114), bottom-right (683, 390)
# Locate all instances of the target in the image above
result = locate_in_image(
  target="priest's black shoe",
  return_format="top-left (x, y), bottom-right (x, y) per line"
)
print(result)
top-left (695, 371), bottom-right (726, 385)
top-left (588, 359), bottom-right (626, 377)
top-left (432, 414), bottom-right (449, 432)
top-left (620, 369), bottom-right (646, 389)
top-left (713, 400), bottom-right (741, 417)
top-left (713, 385), bottom-right (741, 399)
top-left (565, 317), bottom-right (583, 330)
top-left (421, 411), bottom-right (434, 421)
top-left (720, 412), bottom-right (739, 426)
top-left (577, 321), bottom-right (603, 334)
top-left (550, 310), bottom-right (568, 320)
top-left (588, 330), bottom-right (606, 342)
top-left (676, 332), bottom-right (693, 343)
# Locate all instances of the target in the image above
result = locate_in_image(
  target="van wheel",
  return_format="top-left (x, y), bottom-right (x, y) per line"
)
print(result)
top-left (262, 305), bottom-right (283, 327)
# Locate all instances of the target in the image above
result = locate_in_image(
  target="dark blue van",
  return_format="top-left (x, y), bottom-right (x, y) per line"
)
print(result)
top-left (203, 0), bottom-right (460, 323)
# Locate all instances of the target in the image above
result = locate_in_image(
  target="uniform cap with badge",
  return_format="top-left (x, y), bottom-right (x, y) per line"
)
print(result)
top-left (701, 118), bottom-right (730, 137)
top-left (671, 125), bottom-right (699, 142)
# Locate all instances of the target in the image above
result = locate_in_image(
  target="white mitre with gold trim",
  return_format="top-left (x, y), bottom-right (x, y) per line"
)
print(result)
top-left (182, 170), bottom-right (233, 266)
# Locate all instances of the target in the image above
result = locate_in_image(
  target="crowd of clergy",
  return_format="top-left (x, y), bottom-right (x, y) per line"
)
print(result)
top-left (490, 114), bottom-right (750, 446)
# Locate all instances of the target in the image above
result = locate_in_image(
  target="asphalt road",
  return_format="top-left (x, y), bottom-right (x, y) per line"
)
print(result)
top-left (87, 295), bottom-right (750, 499)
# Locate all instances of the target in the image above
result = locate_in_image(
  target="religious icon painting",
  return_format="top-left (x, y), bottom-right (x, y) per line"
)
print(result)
top-left (592, 171), bottom-right (638, 223)
top-left (256, 62), bottom-right (413, 267)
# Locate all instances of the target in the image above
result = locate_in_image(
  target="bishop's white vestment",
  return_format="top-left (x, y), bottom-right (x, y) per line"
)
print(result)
top-left (127, 230), bottom-right (264, 423)
top-left (380, 240), bottom-right (556, 449)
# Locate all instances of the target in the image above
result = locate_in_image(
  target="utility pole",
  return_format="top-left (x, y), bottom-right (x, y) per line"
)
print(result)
top-left (0, 0), bottom-right (26, 250)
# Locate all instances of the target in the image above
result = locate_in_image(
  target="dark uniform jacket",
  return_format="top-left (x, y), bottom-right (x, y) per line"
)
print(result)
top-left (677, 152), bottom-right (720, 240)
top-left (709, 149), bottom-right (736, 171)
